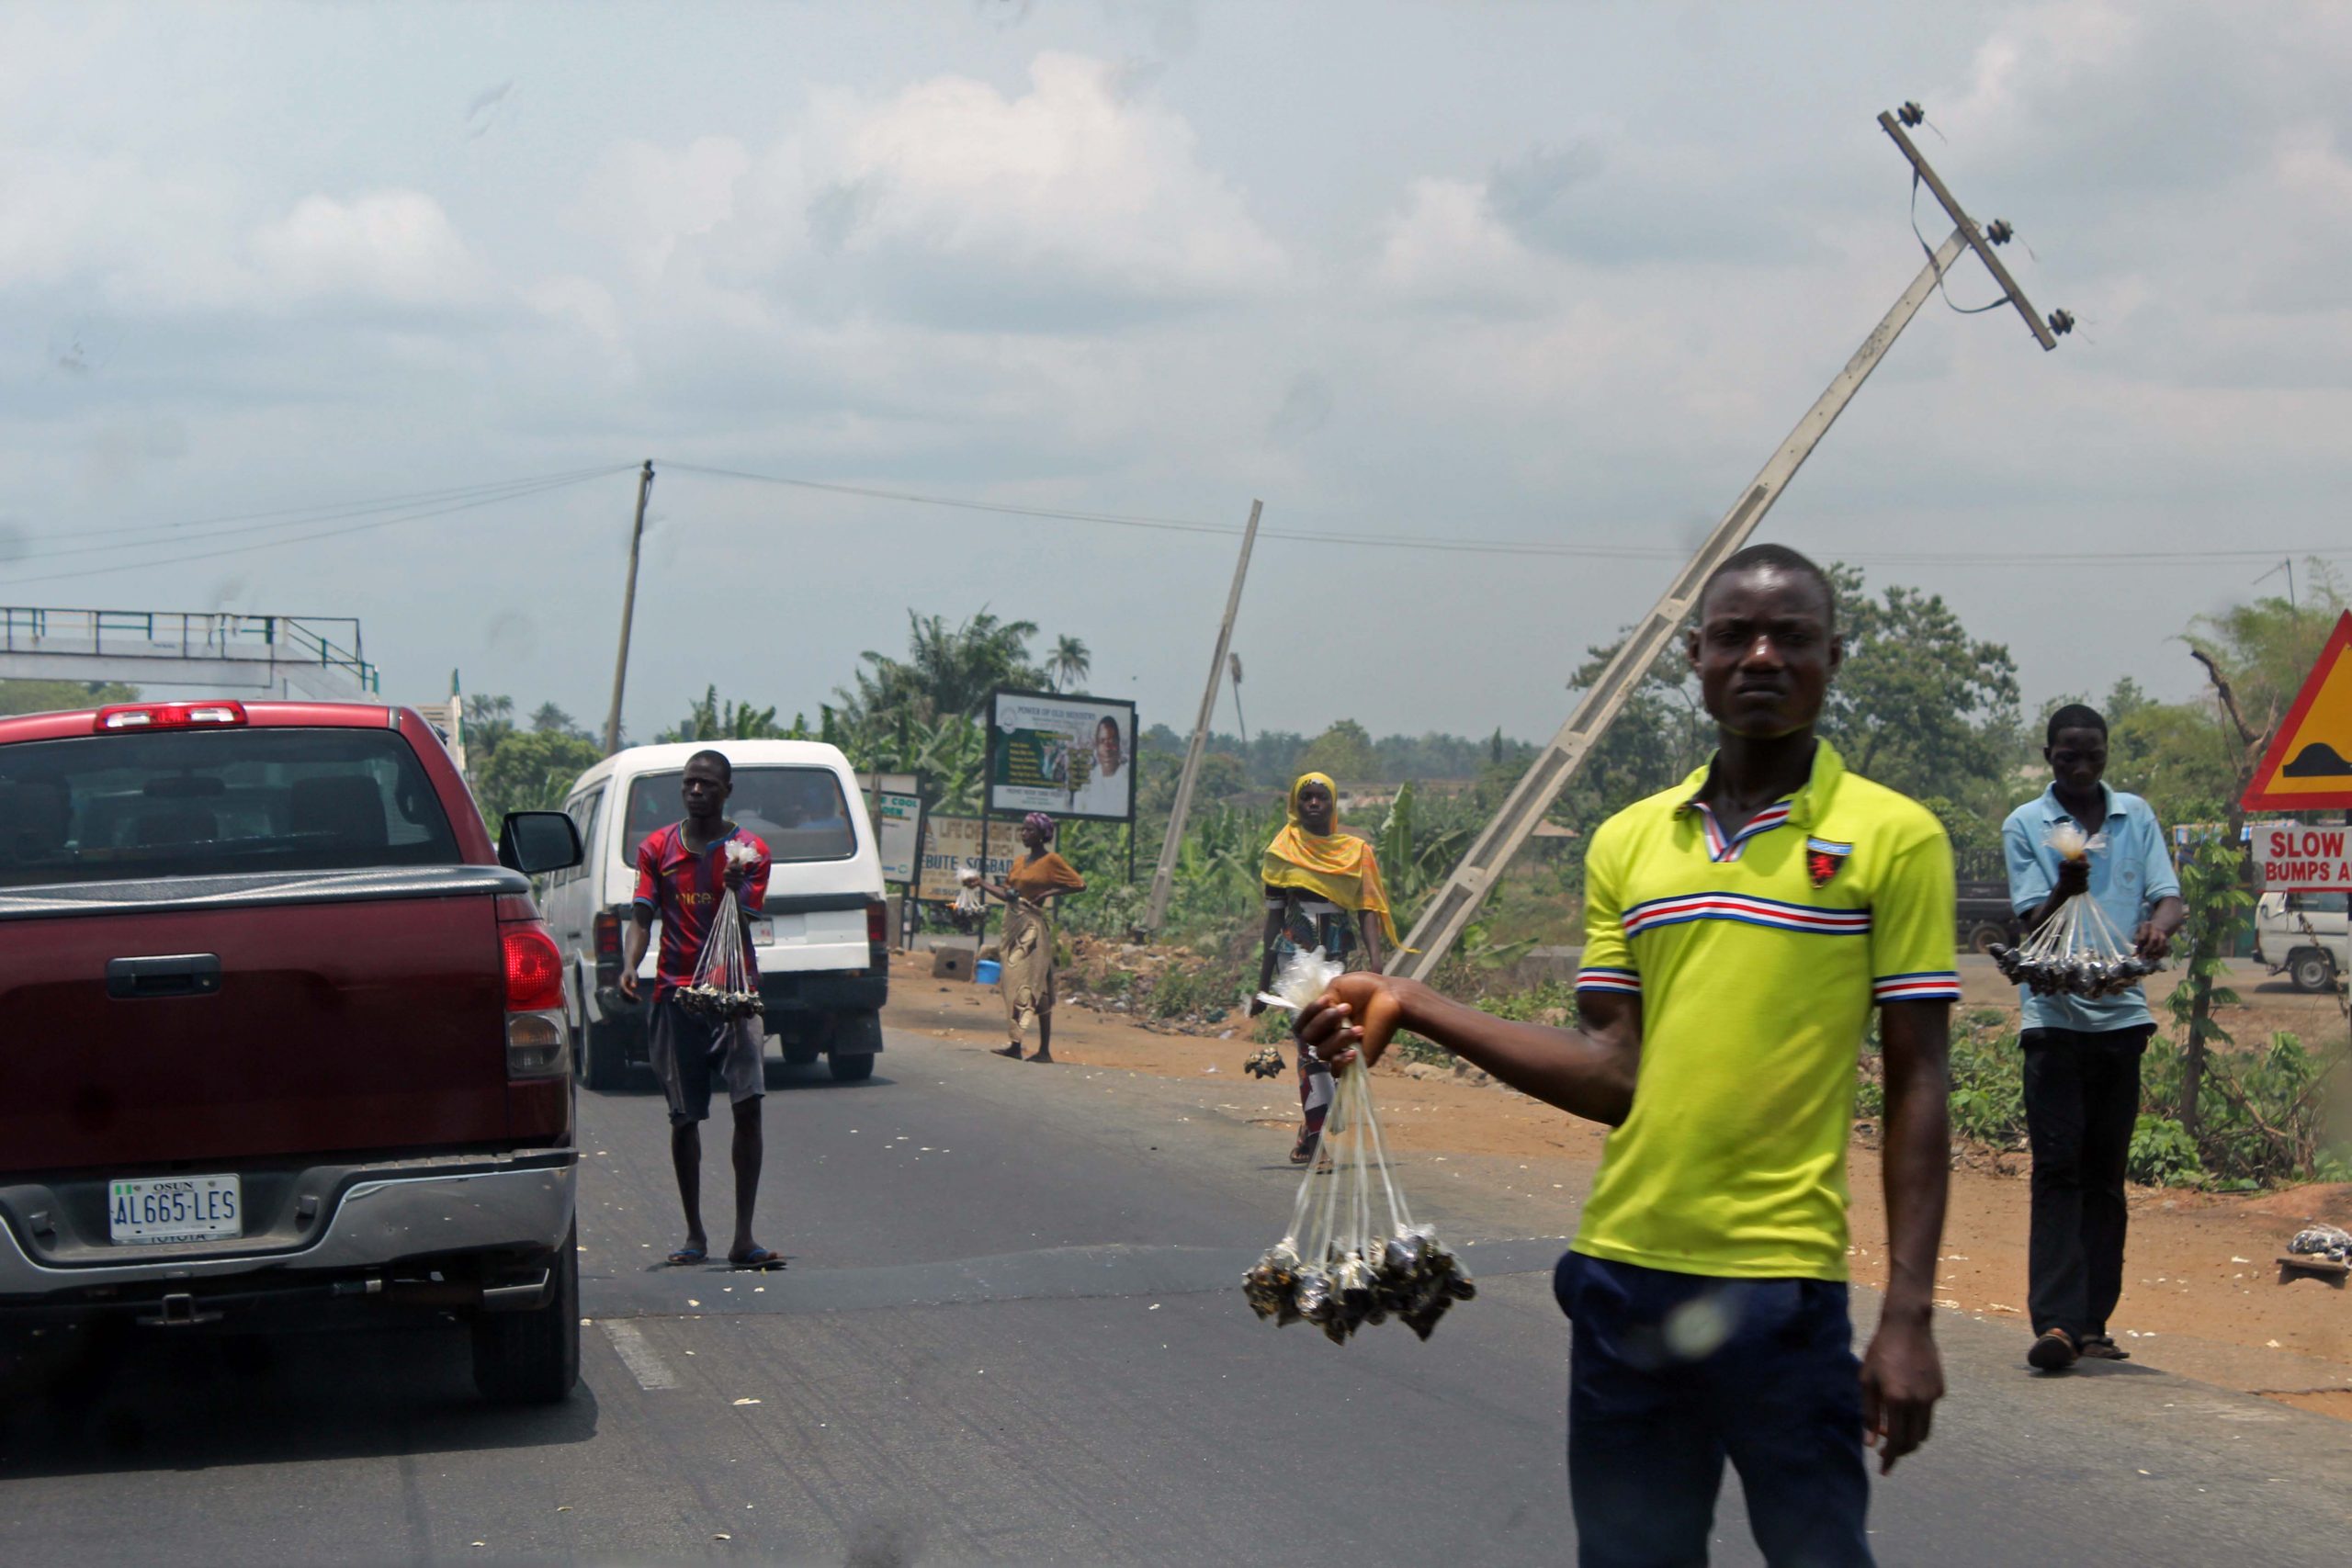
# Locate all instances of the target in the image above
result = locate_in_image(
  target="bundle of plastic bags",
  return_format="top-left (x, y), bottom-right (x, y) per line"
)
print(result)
top-left (954, 864), bottom-right (985, 918)
top-left (1242, 949), bottom-right (1475, 1343)
top-left (681, 840), bottom-right (765, 1020)
top-left (1990, 821), bottom-right (2162, 998)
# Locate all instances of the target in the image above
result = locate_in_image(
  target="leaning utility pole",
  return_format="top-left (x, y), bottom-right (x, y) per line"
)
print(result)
top-left (1144, 500), bottom-right (1261, 931)
top-left (602, 460), bottom-right (655, 755)
top-left (1389, 105), bottom-right (2067, 982)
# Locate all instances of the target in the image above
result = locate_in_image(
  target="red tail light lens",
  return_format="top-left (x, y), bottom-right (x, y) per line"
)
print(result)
top-left (503, 923), bottom-right (565, 1012)
top-left (594, 908), bottom-right (624, 986)
top-left (866, 899), bottom-right (888, 945)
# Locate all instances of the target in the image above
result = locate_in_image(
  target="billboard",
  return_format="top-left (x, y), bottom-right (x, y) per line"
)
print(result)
top-left (916, 815), bottom-right (1018, 904)
top-left (988, 690), bottom-right (1137, 822)
top-left (861, 771), bottom-right (922, 886)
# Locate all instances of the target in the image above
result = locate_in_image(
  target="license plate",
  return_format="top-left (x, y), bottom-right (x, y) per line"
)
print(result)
top-left (108, 1175), bottom-right (242, 1246)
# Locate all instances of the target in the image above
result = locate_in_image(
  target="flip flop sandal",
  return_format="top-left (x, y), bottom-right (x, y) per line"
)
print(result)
top-left (665, 1246), bottom-right (708, 1267)
top-left (2079, 1336), bottom-right (2130, 1360)
top-left (1289, 1133), bottom-right (1321, 1165)
top-left (727, 1247), bottom-right (786, 1270)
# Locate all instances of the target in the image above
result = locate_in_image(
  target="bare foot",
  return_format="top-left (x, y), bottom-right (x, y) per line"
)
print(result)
top-left (992, 1043), bottom-right (1023, 1059)
top-left (1029, 1050), bottom-right (1055, 1064)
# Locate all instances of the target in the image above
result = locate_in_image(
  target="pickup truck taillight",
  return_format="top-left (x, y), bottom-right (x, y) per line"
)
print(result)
top-left (593, 908), bottom-right (623, 987)
top-left (503, 922), bottom-right (570, 1078)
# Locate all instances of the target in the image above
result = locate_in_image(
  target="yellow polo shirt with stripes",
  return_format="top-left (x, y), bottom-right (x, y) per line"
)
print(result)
top-left (1571, 742), bottom-right (1957, 1281)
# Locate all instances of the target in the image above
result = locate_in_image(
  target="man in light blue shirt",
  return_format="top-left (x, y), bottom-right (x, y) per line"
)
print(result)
top-left (2002, 703), bottom-right (2184, 1372)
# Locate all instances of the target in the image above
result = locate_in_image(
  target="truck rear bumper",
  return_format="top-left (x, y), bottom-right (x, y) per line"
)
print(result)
top-left (0, 1151), bottom-right (575, 1303)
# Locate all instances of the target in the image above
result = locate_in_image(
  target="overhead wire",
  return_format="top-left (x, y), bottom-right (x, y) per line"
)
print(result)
top-left (0, 464), bottom-right (633, 561)
top-left (1, 466), bottom-right (634, 589)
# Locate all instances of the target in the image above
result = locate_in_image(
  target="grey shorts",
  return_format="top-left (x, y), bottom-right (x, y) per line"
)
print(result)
top-left (649, 998), bottom-right (765, 1126)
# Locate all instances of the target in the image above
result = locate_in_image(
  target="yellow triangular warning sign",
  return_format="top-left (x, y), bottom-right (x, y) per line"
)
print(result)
top-left (2245, 611), bottom-right (2352, 810)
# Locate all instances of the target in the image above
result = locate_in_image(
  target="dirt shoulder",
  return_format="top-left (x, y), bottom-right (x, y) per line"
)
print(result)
top-left (886, 951), bottom-right (2352, 1410)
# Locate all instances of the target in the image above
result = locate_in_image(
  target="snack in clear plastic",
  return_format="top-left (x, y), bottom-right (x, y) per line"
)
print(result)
top-left (681, 859), bottom-right (764, 1020)
top-left (1240, 1051), bottom-right (1474, 1344)
top-left (1989, 825), bottom-right (2157, 998)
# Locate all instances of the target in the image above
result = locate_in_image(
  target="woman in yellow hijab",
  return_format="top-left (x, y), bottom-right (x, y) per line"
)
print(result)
top-left (1250, 772), bottom-right (1399, 1162)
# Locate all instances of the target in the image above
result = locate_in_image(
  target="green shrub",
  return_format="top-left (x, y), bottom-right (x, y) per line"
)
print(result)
top-left (2125, 1115), bottom-right (2204, 1186)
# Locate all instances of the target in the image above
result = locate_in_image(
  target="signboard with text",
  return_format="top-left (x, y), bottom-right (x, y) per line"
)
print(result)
top-left (861, 771), bottom-right (922, 886)
top-left (916, 816), bottom-right (1016, 904)
top-left (987, 689), bottom-right (1137, 822)
top-left (2252, 822), bottom-right (2352, 893)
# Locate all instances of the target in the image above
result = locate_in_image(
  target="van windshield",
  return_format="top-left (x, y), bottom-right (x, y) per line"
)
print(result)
top-left (0, 728), bottom-right (460, 888)
top-left (623, 767), bottom-right (858, 866)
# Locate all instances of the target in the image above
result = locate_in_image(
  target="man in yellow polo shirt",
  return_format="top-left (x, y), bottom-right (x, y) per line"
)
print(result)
top-left (1302, 544), bottom-right (1952, 1568)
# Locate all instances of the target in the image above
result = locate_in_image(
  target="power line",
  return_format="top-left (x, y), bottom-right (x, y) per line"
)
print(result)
top-left (0, 467), bottom-right (634, 589)
top-left (662, 459), bottom-right (2352, 569)
top-left (0, 464), bottom-right (632, 561)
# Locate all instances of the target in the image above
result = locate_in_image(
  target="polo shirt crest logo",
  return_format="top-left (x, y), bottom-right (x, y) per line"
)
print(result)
top-left (1804, 837), bottom-right (1852, 888)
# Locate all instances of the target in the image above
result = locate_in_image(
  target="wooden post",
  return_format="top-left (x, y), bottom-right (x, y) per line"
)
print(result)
top-left (601, 460), bottom-right (655, 755)
top-left (1143, 501), bottom-right (1261, 931)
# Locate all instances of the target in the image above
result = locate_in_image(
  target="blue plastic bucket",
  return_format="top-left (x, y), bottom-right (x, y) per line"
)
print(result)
top-left (974, 958), bottom-right (1002, 986)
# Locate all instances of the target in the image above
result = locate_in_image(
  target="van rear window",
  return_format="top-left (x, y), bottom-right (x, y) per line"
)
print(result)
top-left (624, 767), bottom-right (857, 866)
top-left (0, 728), bottom-right (459, 888)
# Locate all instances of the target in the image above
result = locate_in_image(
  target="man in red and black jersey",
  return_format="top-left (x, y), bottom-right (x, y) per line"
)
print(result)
top-left (620, 750), bottom-right (782, 1269)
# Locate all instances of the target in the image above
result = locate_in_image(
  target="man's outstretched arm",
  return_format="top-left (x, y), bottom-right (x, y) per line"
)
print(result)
top-left (1296, 975), bottom-right (1642, 1127)
top-left (1860, 998), bottom-right (1951, 1473)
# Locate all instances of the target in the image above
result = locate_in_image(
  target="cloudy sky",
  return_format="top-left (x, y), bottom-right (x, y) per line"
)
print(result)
top-left (3, 1), bottom-right (2348, 746)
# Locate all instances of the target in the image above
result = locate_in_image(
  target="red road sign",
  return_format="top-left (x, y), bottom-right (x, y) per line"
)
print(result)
top-left (2242, 611), bottom-right (2352, 812)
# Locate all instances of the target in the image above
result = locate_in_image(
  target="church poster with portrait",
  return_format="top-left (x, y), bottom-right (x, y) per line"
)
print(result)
top-left (987, 690), bottom-right (1137, 823)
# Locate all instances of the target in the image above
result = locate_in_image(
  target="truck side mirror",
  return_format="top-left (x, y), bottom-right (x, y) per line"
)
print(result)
top-left (500, 811), bottom-right (584, 875)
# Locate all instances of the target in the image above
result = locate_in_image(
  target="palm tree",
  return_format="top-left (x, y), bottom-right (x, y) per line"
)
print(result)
top-left (1047, 635), bottom-right (1091, 694)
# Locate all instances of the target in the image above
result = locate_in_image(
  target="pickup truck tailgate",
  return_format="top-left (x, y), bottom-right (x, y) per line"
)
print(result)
top-left (1, 891), bottom-right (508, 1173)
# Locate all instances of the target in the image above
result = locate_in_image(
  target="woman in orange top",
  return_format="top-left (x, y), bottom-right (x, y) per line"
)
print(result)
top-left (982, 812), bottom-right (1086, 1063)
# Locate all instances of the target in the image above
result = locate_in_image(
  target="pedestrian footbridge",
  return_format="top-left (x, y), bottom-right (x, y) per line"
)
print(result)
top-left (0, 605), bottom-right (379, 702)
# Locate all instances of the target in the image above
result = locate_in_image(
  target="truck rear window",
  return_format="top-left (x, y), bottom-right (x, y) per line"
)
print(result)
top-left (0, 728), bottom-right (460, 888)
top-left (623, 767), bottom-right (857, 866)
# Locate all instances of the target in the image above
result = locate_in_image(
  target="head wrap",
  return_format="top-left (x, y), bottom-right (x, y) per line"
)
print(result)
top-left (1261, 773), bottom-right (1400, 946)
top-left (1023, 812), bottom-right (1057, 839)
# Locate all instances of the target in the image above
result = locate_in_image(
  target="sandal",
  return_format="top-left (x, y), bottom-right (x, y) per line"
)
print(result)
top-left (2079, 1335), bottom-right (2130, 1360)
top-left (2027, 1327), bottom-right (2078, 1371)
top-left (1289, 1131), bottom-right (1321, 1165)
top-left (665, 1245), bottom-right (707, 1267)
top-left (727, 1247), bottom-right (786, 1270)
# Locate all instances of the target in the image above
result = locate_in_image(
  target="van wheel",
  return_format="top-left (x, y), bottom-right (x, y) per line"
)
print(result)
top-left (2289, 951), bottom-right (2337, 993)
top-left (471, 1227), bottom-right (579, 1405)
top-left (829, 1053), bottom-right (875, 1083)
top-left (582, 1019), bottom-right (630, 1092)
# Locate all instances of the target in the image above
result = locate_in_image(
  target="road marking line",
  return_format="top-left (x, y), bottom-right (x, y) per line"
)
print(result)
top-left (602, 1319), bottom-right (678, 1390)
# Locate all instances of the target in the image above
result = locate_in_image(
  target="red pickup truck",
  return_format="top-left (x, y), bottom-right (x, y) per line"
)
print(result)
top-left (0, 698), bottom-right (587, 1403)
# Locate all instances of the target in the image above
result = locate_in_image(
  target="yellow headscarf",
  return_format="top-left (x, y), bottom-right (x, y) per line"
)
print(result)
top-left (1261, 772), bottom-right (1400, 946)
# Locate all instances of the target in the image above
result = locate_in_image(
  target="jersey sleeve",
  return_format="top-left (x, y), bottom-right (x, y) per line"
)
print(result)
top-left (740, 833), bottom-right (773, 914)
top-left (2004, 809), bottom-right (2051, 919)
top-left (1576, 819), bottom-right (1641, 998)
top-left (632, 829), bottom-right (661, 911)
top-left (1871, 821), bottom-right (1961, 1005)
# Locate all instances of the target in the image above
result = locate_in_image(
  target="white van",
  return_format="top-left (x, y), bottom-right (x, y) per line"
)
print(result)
top-left (2253, 889), bottom-right (2348, 994)
top-left (538, 740), bottom-right (888, 1089)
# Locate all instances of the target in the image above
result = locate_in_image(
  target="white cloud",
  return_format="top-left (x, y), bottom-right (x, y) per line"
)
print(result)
top-left (564, 52), bottom-right (1287, 333)
top-left (1370, 175), bottom-right (1555, 314)
top-left (247, 190), bottom-right (484, 307)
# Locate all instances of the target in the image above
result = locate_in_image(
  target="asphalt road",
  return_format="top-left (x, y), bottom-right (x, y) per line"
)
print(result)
top-left (4, 1028), bottom-right (2349, 1566)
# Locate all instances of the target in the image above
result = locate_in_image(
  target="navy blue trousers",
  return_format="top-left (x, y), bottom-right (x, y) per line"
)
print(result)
top-left (1555, 1252), bottom-right (1873, 1568)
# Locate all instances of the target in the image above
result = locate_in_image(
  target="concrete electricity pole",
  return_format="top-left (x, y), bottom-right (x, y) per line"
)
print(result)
top-left (1389, 105), bottom-right (2067, 983)
top-left (1144, 500), bottom-right (1261, 931)
top-left (602, 460), bottom-right (655, 756)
